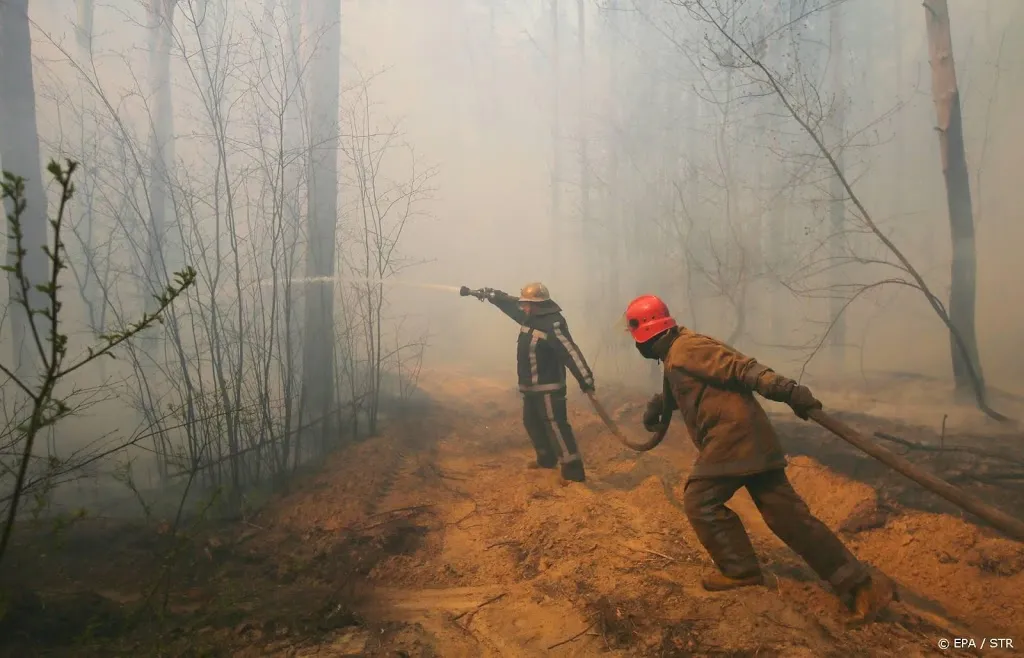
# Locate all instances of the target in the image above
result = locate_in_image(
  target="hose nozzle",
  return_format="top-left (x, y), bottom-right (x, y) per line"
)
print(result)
top-left (460, 286), bottom-right (492, 301)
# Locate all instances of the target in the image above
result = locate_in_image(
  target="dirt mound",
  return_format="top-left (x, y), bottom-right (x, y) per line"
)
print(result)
top-left (6, 368), bottom-right (1023, 655)
top-left (237, 370), bottom-right (1023, 655)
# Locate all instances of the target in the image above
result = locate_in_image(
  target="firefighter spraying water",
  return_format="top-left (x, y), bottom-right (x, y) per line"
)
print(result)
top-left (460, 283), bottom-right (594, 484)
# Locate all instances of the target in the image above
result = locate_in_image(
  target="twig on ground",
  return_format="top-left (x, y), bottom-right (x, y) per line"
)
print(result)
top-left (427, 462), bottom-right (469, 481)
top-left (621, 543), bottom-right (677, 562)
top-left (354, 505), bottom-right (435, 531)
top-left (368, 504), bottom-right (434, 518)
top-left (486, 540), bottom-right (519, 550)
top-left (762, 613), bottom-right (805, 632)
top-left (771, 573), bottom-right (787, 600)
top-left (451, 592), bottom-right (507, 623)
top-left (548, 620), bottom-right (597, 650)
top-left (947, 471), bottom-right (1024, 484)
top-left (447, 500), bottom-right (479, 527)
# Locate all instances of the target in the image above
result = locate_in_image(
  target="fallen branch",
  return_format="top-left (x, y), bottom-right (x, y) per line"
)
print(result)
top-left (352, 505), bottom-right (435, 531)
top-left (451, 592), bottom-right (507, 622)
top-left (873, 431), bottom-right (1024, 467)
top-left (809, 410), bottom-right (1024, 541)
top-left (548, 620), bottom-right (597, 650)
top-left (368, 504), bottom-right (434, 518)
top-left (947, 472), bottom-right (1024, 484)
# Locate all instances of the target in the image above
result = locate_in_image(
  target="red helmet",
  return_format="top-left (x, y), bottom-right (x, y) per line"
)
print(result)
top-left (624, 295), bottom-right (677, 343)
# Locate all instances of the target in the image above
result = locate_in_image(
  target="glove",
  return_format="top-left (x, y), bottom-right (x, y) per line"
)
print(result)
top-left (642, 394), bottom-right (664, 431)
top-left (787, 384), bottom-right (822, 420)
top-left (579, 378), bottom-right (595, 393)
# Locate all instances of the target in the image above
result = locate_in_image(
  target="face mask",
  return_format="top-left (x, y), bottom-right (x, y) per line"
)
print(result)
top-left (635, 340), bottom-right (658, 360)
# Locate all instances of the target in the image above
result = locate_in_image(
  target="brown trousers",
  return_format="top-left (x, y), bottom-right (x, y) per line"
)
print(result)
top-left (683, 468), bottom-right (867, 595)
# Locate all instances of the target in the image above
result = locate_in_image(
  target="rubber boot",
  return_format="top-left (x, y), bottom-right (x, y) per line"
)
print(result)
top-left (701, 571), bottom-right (765, 592)
top-left (527, 459), bottom-right (557, 470)
top-left (847, 574), bottom-right (896, 627)
top-left (560, 460), bottom-right (586, 483)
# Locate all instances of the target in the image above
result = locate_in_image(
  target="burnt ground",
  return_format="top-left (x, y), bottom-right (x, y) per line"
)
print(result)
top-left (1, 369), bottom-right (1023, 657)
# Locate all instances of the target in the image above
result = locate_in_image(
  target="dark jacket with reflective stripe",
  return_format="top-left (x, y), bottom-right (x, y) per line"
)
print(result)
top-left (489, 293), bottom-right (595, 394)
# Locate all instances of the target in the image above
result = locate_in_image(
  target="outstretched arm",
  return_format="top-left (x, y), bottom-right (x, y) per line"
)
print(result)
top-left (550, 319), bottom-right (595, 391)
top-left (487, 290), bottom-right (529, 324)
top-left (669, 333), bottom-right (821, 418)
top-left (667, 333), bottom-right (760, 387)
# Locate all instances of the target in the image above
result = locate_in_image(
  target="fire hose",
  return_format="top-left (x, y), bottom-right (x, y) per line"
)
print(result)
top-left (806, 408), bottom-right (1024, 542)
top-left (585, 391), bottom-right (669, 452)
top-left (587, 393), bottom-right (1024, 542)
top-left (460, 286), bottom-right (672, 451)
top-left (460, 283), bottom-right (1024, 540)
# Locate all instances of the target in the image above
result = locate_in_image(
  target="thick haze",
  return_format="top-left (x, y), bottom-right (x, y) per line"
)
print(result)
top-left (2, 0), bottom-right (1023, 507)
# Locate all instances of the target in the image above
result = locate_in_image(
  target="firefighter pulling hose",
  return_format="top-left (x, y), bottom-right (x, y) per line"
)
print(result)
top-left (622, 294), bottom-right (896, 625)
top-left (606, 292), bottom-right (1024, 544)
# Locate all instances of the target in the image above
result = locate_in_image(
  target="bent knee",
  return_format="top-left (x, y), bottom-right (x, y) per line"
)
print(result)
top-left (683, 481), bottom-right (717, 520)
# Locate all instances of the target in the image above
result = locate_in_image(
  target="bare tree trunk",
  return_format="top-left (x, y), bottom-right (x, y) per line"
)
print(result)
top-left (146, 0), bottom-right (176, 310)
top-left (75, 0), bottom-right (95, 50)
top-left (577, 0), bottom-right (592, 307)
top-left (550, 0), bottom-right (561, 275)
top-left (826, 1), bottom-right (846, 358)
top-left (300, 0), bottom-right (341, 451)
top-left (922, 0), bottom-right (984, 395)
top-left (604, 0), bottom-right (623, 320)
top-left (74, 0), bottom-right (110, 369)
top-left (892, 1), bottom-right (905, 236)
top-left (0, 0), bottom-right (48, 377)
top-left (683, 87), bottom-right (702, 332)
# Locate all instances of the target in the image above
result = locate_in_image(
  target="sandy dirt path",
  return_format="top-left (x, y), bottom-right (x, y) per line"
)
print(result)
top-left (244, 369), bottom-right (1023, 657)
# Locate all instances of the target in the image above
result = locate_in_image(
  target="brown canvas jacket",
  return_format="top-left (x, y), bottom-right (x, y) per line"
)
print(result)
top-left (658, 327), bottom-right (787, 480)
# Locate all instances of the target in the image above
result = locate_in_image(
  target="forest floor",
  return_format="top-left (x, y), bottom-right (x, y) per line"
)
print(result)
top-left (2, 368), bottom-right (1024, 657)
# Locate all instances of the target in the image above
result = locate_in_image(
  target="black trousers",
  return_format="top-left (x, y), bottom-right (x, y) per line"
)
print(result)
top-left (683, 469), bottom-right (868, 595)
top-left (522, 391), bottom-right (585, 481)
